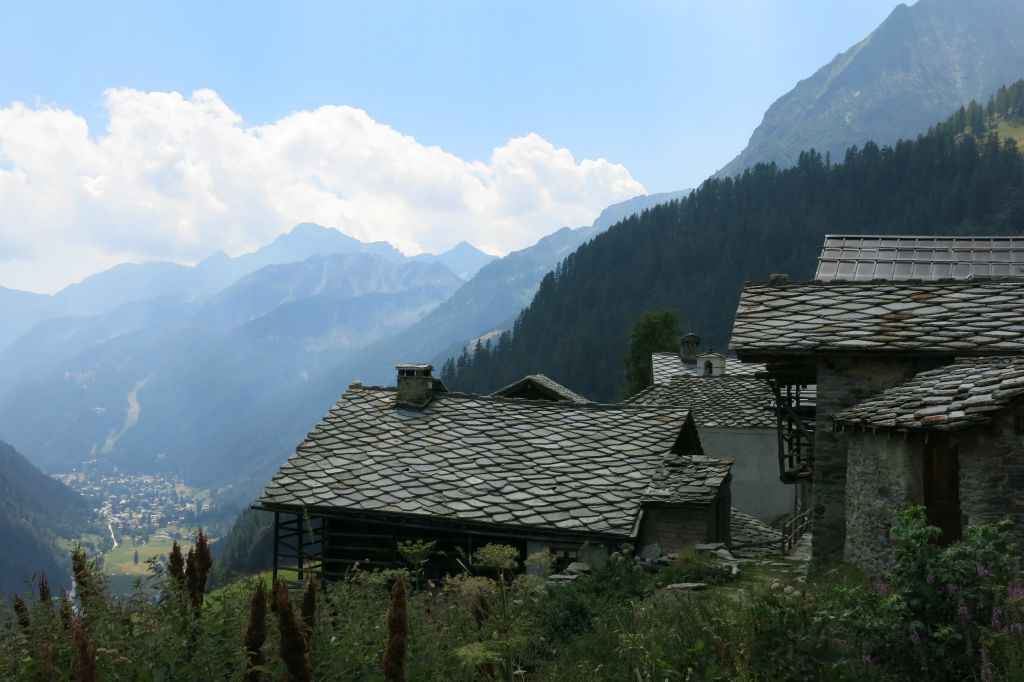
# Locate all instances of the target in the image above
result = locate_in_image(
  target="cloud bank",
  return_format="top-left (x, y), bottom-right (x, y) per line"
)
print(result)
top-left (0, 89), bottom-right (644, 293)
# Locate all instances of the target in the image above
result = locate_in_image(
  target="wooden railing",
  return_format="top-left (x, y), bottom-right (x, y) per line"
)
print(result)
top-left (780, 507), bottom-right (813, 555)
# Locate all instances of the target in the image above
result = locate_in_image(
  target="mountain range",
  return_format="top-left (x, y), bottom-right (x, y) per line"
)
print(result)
top-left (719, 0), bottom-right (1024, 177)
top-left (0, 191), bottom-right (684, 510)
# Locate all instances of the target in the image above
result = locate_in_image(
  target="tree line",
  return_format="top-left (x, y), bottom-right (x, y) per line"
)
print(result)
top-left (442, 80), bottom-right (1024, 402)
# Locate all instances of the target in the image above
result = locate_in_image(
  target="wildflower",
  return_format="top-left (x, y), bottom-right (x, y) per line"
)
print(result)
top-left (992, 605), bottom-right (1003, 629)
top-left (874, 580), bottom-right (889, 596)
top-left (1012, 622), bottom-right (1023, 634)
top-left (977, 563), bottom-right (990, 578)
top-left (926, 574), bottom-right (935, 585)
top-left (13, 596), bottom-right (30, 631)
top-left (382, 578), bottom-right (408, 682)
top-left (167, 541), bottom-right (185, 584)
top-left (243, 580), bottom-right (268, 682)
top-left (909, 631), bottom-right (921, 646)
top-left (862, 654), bottom-right (873, 665)
top-left (73, 616), bottom-right (98, 682)
top-left (300, 575), bottom-right (317, 649)
top-left (1011, 584), bottom-right (1024, 599)
top-left (957, 602), bottom-right (970, 619)
top-left (38, 573), bottom-right (51, 603)
top-left (273, 581), bottom-right (311, 682)
top-left (980, 646), bottom-right (993, 682)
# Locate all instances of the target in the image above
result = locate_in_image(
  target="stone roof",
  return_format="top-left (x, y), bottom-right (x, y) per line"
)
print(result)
top-left (651, 352), bottom-right (763, 384)
top-left (626, 376), bottom-right (776, 429)
top-left (816, 235), bottom-right (1024, 282)
top-left (259, 385), bottom-right (729, 539)
top-left (731, 278), bottom-right (1024, 356)
top-left (834, 357), bottom-right (1024, 431)
top-left (491, 374), bottom-right (591, 403)
top-left (643, 455), bottom-right (732, 504)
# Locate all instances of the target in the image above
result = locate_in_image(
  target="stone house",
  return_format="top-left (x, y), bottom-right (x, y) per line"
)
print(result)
top-left (731, 270), bottom-right (1024, 565)
top-left (834, 357), bottom-right (1024, 573)
top-left (652, 333), bottom-right (763, 383)
top-left (627, 374), bottom-right (797, 522)
top-left (255, 364), bottom-right (733, 582)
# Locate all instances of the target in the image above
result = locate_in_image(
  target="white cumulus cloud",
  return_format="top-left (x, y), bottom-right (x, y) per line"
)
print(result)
top-left (0, 89), bottom-right (645, 293)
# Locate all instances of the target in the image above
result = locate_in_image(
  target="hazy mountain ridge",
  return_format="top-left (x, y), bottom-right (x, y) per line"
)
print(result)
top-left (718, 0), bottom-right (1024, 177)
top-left (0, 224), bottom-right (494, 352)
top-left (0, 251), bottom-right (464, 479)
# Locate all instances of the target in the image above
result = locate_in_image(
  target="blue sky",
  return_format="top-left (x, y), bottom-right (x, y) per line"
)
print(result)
top-left (0, 1), bottom-right (908, 292)
top-left (4, 0), bottom-right (907, 190)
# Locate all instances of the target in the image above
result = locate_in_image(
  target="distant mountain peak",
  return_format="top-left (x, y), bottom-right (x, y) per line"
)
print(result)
top-left (717, 0), bottom-right (1024, 177)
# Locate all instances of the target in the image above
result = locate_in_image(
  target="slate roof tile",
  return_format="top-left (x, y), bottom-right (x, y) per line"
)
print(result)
top-left (259, 385), bottom-right (730, 538)
top-left (625, 376), bottom-right (776, 429)
top-left (651, 353), bottom-right (763, 384)
top-left (834, 357), bottom-right (1024, 431)
top-left (491, 374), bottom-right (591, 403)
top-left (731, 279), bottom-right (1024, 355)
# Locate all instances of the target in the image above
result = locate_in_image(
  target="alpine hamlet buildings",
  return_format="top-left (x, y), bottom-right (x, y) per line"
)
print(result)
top-left (731, 235), bottom-right (1024, 571)
top-left (257, 364), bottom-right (733, 581)
top-left (630, 337), bottom-right (797, 523)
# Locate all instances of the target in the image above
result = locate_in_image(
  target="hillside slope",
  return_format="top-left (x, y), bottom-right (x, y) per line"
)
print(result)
top-left (447, 88), bottom-right (1024, 401)
top-left (719, 0), bottom-right (1024, 177)
top-left (0, 439), bottom-right (98, 596)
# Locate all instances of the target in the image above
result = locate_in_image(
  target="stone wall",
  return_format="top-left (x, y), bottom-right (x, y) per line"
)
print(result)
top-left (638, 505), bottom-right (712, 551)
top-left (812, 354), bottom-right (948, 560)
top-left (957, 404), bottom-right (1024, 548)
top-left (843, 430), bottom-right (923, 574)
top-left (700, 426), bottom-right (793, 522)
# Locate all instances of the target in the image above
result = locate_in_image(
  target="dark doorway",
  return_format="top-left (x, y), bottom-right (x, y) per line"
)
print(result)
top-left (923, 440), bottom-right (962, 545)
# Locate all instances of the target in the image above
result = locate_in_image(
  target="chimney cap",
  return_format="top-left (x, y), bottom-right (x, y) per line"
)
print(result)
top-left (397, 363), bottom-right (433, 376)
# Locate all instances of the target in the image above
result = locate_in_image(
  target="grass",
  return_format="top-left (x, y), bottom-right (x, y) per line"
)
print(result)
top-left (993, 118), bottom-right (1024, 149)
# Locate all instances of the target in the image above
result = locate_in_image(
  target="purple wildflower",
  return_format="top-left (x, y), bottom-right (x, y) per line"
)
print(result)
top-left (874, 581), bottom-right (889, 596)
top-left (909, 631), bottom-right (921, 646)
top-left (957, 602), bottom-right (970, 619)
top-left (926, 573), bottom-right (935, 585)
top-left (980, 646), bottom-right (993, 682)
top-left (862, 654), bottom-right (873, 666)
top-left (992, 605), bottom-right (1003, 629)
top-left (1012, 622), bottom-right (1023, 635)
top-left (1011, 584), bottom-right (1024, 599)
top-left (977, 563), bottom-right (990, 578)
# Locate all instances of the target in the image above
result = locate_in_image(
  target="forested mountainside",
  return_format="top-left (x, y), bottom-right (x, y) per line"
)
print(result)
top-left (445, 81), bottom-right (1024, 402)
top-left (0, 440), bottom-right (99, 596)
top-left (718, 0), bottom-right (1024, 177)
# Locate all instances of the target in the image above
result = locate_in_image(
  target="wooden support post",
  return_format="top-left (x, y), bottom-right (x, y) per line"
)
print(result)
top-left (272, 510), bottom-right (280, 583)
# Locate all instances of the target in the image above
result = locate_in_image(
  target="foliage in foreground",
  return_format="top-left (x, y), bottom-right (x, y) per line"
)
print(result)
top-left (2, 510), bottom-right (1024, 680)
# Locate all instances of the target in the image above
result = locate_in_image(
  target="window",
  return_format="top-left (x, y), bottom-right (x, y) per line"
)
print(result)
top-left (704, 361), bottom-right (714, 376)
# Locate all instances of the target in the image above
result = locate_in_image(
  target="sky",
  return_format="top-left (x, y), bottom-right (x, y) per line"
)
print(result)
top-left (0, 0), bottom-right (908, 293)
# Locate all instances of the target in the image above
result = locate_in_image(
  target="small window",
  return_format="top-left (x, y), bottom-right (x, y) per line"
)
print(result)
top-left (704, 361), bottom-right (714, 376)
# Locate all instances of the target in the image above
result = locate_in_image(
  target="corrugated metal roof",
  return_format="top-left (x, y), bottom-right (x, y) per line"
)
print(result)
top-left (815, 235), bottom-right (1024, 281)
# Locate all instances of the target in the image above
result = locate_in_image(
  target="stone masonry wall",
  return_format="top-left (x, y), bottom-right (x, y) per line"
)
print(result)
top-left (638, 505), bottom-right (711, 551)
top-left (813, 355), bottom-right (948, 560)
top-left (957, 404), bottom-right (1024, 549)
top-left (843, 430), bottom-right (923, 574)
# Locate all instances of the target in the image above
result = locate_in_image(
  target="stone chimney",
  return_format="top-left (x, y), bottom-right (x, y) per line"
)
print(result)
top-left (396, 363), bottom-right (445, 408)
top-left (679, 333), bottom-right (701, 365)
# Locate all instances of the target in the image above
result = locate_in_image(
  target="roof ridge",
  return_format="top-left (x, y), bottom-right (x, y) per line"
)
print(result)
top-left (344, 383), bottom-right (692, 412)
